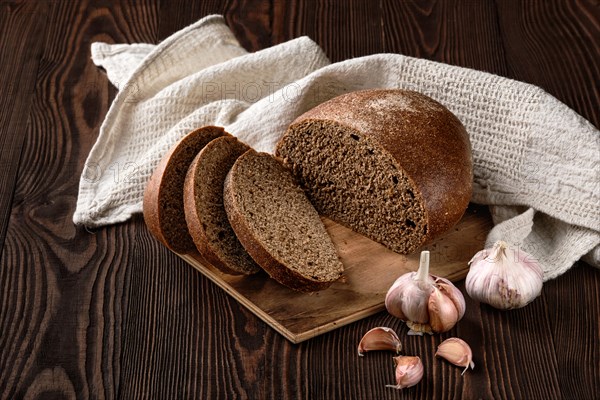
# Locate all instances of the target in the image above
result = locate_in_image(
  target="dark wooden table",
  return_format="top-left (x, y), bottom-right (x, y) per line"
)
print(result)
top-left (1, 1), bottom-right (599, 399)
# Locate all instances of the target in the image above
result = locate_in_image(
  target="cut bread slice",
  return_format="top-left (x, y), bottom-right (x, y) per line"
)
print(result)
top-left (143, 126), bottom-right (228, 253)
top-left (223, 150), bottom-right (344, 292)
top-left (184, 136), bottom-right (261, 275)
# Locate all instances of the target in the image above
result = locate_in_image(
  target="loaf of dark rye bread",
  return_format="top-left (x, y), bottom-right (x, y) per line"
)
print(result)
top-left (275, 89), bottom-right (473, 254)
top-left (143, 126), bottom-right (227, 253)
top-left (183, 136), bottom-right (261, 275)
top-left (223, 150), bottom-right (344, 292)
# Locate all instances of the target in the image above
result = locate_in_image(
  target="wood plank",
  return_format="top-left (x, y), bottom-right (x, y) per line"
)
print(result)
top-left (1, 1), bottom-right (598, 399)
top-left (380, 0), bottom-right (511, 76)
top-left (120, 216), bottom-right (273, 399)
top-left (0, 0), bottom-right (159, 398)
top-left (0, 2), bottom-right (51, 399)
top-left (0, 1), bottom-right (48, 259)
top-left (494, 2), bottom-right (600, 397)
top-left (495, 0), bottom-right (600, 128)
top-left (272, 0), bottom-right (385, 60)
top-left (176, 206), bottom-right (492, 343)
top-left (158, 0), bottom-right (273, 50)
top-left (545, 263), bottom-right (600, 399)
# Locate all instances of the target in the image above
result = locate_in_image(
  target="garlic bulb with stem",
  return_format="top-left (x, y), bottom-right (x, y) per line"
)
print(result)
top-left (466, 240), bottom-right (543, 309)
top-left (385, 251), bottom-right (466, 335)
top-left (385, 356), bottom-right (424, 390)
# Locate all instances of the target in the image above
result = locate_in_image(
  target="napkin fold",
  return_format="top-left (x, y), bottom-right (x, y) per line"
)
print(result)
top-left (75, 15), bottom-right (600, 280)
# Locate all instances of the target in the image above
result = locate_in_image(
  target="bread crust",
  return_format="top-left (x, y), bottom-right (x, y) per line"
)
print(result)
top-left (276, 89), bottom-right (473, 245)
top-left (183, 136), bottom-right (260, 275)
top-left (223, 150), bottom-right (336, 292)
top-left (143, 126), bottom-right (228, 254)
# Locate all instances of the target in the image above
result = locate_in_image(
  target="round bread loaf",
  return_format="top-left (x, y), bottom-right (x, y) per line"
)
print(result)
top-left (143, 126), bottom-right (228, 254)
top-left (183, 136), bottom-right (261, 275)
top-left (275, 89), bottom-right (472, 254)
top-left (223, 150), bottom-right (344, 292)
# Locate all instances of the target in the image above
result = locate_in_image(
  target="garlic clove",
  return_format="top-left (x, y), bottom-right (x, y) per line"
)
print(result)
top-left (357, 327), bottom-right (402, 356)
top-left (428, 287), bottom-right (460, 333)
top-left (466, 241), bottom-right (543, 309)
top-left (385, 356), bottom-right (424, 389)
top-left (385, 274), bottom-right (432, 324)
top-left (434, 277), bottom-right (466, 320)
top-left (435, 337), bottom-right (475, 375)
top-left (393, 280), bottom-right (432, 324)
top-left (384, 274), bottom-right (411, 320)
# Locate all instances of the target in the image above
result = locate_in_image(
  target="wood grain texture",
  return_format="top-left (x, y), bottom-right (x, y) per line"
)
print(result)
top-left (178, 207), bottom-right (492, 343)
top-left (496, 0), bottom-right (600, 128)
top-left (158, 0), bottom-right (273, 50)
top-left (0, 1), bottom-right (49, 257)
top-left (0, 0), bottom-right (158, 398)
top-left (119, 216), bottom-right (271, 399)
top-left (0, 0), bottom-right (599, 399)
top-left (273, 0), bottom-right (385, 60)
top-left (379, 0), bottom-right (511, 76)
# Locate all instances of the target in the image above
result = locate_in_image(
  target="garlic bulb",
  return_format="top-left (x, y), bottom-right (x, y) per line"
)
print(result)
top-left (385, 356), bottom-right (423, 390)
top-left (466, 241), bottom-right (543, 309)
top-left (435, 337), bottom-right (475, 375)
top-left (358, 327), bottom-right (402, 356)
top-left (385, 251), bottom-right (466, 335)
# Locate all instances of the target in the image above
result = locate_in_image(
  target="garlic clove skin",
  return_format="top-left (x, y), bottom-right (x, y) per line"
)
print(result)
top-left (405, 321), bottom-right (433, 336)
top-left (384, 274), bottom-right (413, 321)
top-left (385, 273), bottom-right (432, 324)
top-left (357, 327), bottom-right (402, 356)
top-left (435, 337), bottom-right (475, 375)
top-left (434, 277), bottom-right (466, 320)
top-left (385, 356), bottom-right (424, 390)
top-left (428, 287), bottom-right (460, 333)
top-left (466, 241), bottom-right (543, 309)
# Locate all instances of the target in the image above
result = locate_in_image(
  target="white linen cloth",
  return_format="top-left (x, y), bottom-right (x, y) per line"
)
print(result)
top-left (74, 15), bottom-right (600, 281)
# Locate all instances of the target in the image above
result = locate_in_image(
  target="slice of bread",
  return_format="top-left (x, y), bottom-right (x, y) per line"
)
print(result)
top-left (223, 150), bottom-right (344, 292)
top-left (143, 126), bottom-right (228, 253)
top-left (184, 136), bottom-right (261, 275)
top-left (276, 89), bottom-right (473, 254)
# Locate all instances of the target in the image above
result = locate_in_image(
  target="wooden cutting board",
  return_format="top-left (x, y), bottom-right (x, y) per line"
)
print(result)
top-left (178, 204), bottom-right (492, 343)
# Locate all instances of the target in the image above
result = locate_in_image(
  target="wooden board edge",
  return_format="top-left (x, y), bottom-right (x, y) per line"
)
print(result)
top-left (178, 253), bottom-right (388, 344)
top-left (290, 304), bottom-right (387, 343)
top-left (178, 253), bottom-right (302, 343)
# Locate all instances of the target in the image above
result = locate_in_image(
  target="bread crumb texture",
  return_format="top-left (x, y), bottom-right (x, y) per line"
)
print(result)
top-left (184, 136), bottom-right (260, 275)
top-left (225, 151), bottom-right (343, 290)
top-left (276, 89), bottom-right (472, 254)
top-left (143, 126), bottom-right (227, 253)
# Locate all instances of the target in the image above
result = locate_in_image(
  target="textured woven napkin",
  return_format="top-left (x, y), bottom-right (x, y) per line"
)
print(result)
top-left (74, 15), bottom-right (600, 280)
